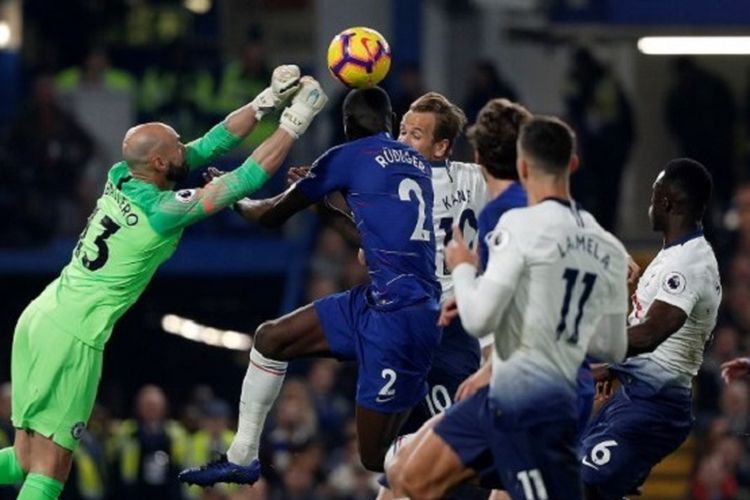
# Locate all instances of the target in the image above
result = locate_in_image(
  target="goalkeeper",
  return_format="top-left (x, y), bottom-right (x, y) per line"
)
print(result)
top-left (0, 66), bottom-right (327, 500)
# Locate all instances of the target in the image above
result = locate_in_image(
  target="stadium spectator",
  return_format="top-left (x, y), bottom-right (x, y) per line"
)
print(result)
top-left (56, 47), bottom-right (137, 204)
top-left (183, 399), bottom-right (242, 499)
top-left (719, 380), bottom-right (750, 437)
top-left (564, 47), bottom-right (634, 232)
top-left (215, 36), bottom-right (276, 148)
top-left (665, 58), bottom-right (737, 215)
top-left (718, 182), bottom-right (750, 271)
top-left (1, 74), bottom-right (94, 243)
top-left (325, 419), bottom-right (378, 500)
top-left (392, 63), bottom-right (425, 124)
top-left (63, 404), bottom-right (111, 500)
top-left (307, 360), bottom-right (350, 448)
top-left (724, 254), bottom-right (750, 334)
top-left (0, 384), bottom-right (13, 499)
top-left (112, 385), bottom-right (188, 500)
top-left (691, 453), bottom-right (738, 500)
top-left (265, 379), bottom-right (319, 474)
top-left (463, 60), bottom-right (517, 123)
top-left (696, 325), bottom-right (742, 421)
top-left (137, 42), bottom-right (216, 140)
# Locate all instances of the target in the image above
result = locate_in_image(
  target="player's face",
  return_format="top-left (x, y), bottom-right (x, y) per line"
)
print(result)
top-left (164, 135), bottom-right (188, 183)
top-left (649, 170), bottom-right (667, 231)
top-left (398, 111), bottom-right (447, 161)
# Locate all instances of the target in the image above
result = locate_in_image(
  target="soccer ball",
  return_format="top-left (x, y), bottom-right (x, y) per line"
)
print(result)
top-left (327, 26), bottom-right (392, 88)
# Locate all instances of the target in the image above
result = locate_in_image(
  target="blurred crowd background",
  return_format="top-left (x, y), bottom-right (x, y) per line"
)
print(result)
top-left (2, 0), bottom-right (750, 498)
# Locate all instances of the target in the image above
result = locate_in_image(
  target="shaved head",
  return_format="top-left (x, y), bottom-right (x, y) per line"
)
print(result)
top-left (122, 122), bottom-right (179, 168)
top-left (122, 122), bottom-right (188, 184)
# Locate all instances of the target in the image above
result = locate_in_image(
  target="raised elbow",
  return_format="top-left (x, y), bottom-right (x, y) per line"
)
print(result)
top-left (459, 315), bottom-right (493, 338)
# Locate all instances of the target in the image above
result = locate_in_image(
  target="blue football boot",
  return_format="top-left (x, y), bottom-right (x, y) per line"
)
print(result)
top-left (178, 454), bottom-right (261, 486)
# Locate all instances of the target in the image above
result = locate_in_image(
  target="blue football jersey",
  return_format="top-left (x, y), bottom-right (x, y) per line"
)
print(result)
top-left (297, 132), bottom-right (440, 309)
top-left (477, 181), bottom-right (527, 270)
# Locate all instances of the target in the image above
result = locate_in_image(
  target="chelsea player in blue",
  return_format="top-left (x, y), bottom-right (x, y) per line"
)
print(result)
top-left (180, 87), bottom-right (442, 486)
top-left (474, 99), bottom-right (531, 272)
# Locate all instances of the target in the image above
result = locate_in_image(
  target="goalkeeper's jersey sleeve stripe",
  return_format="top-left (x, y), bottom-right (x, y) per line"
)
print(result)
top-left (147, 158), bottom-right (269, 233)
top-left (184, 122), bottom-right (244, 171)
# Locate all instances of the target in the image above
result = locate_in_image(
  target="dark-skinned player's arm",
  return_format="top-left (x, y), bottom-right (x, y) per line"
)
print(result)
top-left (626, 300), bottom-right (687, 356)
top-left (235, 130), bottom-right (354, 230)
top-left (284, 166), bottom-right (362, 247)
top-left (234, 185), bottom-right (313, 228)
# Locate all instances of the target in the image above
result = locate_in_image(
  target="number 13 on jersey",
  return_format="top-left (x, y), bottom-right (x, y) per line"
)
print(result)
top-left (74, 208), bottom-right (121, 271)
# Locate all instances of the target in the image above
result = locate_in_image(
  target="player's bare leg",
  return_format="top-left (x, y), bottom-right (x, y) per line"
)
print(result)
top-left (11, 430), bottom-right (30, 470)
top-left (1, 430), bottom-right (70, 499)
top-left (388, 415), bottom-right (475, 499)
top-left (253, 304), bottom-right (416, 472)
top-left (23, 431), bottom-right (72, 482)
top-left (179, 304), bottom-right (332, 486)
top-left (252, 303), bottom-right (333, 360)
top-left (355, 406), bottom-right (412, 472)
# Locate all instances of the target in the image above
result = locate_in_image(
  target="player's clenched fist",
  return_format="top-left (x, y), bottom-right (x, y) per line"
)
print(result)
top-left (721, 357), bottom-right (750, 384)
top-left (286, 166), bottom-right (311, 186)
top-left (280, 76), bottom-right (329, 139)
top-left (438, 297), bottom-right (458, 327)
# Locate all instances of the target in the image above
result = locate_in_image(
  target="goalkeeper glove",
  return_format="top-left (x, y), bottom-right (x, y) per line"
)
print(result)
top-left (250, 64), bottom-right (302, 120)
top-left (279, 76), bottom-right (328, 139)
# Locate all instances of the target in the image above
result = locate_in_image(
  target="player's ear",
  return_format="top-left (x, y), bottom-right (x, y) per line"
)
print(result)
top-left (663, 195), bottom-right (674, 214)
top-left (150, 154), bottom-right (166, 173)
top-left (569, 153), bottom-right (580, 174)
top-left (517, 157), bottom-right (528, 181)
top-left (434, 138), bottom-right (450, 160)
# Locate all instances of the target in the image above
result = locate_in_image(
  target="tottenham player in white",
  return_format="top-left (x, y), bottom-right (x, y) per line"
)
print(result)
top-left (388, 117), bottom-right (629, 499)
top-left (398, 92), bottom-right (487, 413)
top-left (580, 158), bottom-right (721, 500)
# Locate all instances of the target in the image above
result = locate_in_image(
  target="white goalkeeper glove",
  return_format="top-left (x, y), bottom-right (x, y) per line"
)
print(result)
top-left (279, 76), bottom-right (328, 139)
top-left (250, 64), bottom-right (301, 120)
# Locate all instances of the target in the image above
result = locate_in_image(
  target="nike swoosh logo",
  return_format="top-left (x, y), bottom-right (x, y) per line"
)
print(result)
top-left (581, 456), bottom-right (599, 470)
top-left (375, 396), bottom-right (395, 403)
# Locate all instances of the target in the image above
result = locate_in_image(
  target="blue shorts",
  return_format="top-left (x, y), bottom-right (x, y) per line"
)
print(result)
top-left (579, 375), bottom-right (693, 499)
top-left (400, 319), bottom-right (481, 435)
top-left (576, 360), bottom-right (595, 437)
top-left (314, 284), bottom-right (441, 413)
top-left (435, 387), bottom-right (582, 500)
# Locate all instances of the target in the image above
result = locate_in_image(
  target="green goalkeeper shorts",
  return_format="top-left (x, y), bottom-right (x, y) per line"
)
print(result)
top-left (11, 304), bottom-right (103, 451)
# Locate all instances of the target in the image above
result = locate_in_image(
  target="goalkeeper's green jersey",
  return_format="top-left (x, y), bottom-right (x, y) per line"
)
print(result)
top-left (30, 123), bottom-right (269, 350)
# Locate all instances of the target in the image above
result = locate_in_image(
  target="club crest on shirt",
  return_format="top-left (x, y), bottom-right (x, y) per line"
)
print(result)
top-left (71, 421), bottom-right (86, 440)
top-left (175, 189), bottom-right (197, 203)
top-left (663, 271), bottom-right (686, 295)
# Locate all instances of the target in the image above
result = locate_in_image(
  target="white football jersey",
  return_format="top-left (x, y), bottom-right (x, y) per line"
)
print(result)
top-left (431, 161), bottom-right (488, 302)
top-left (485, 200), bottom-right (629, 403)
top-left (624, 233), bottom-right (721, 386)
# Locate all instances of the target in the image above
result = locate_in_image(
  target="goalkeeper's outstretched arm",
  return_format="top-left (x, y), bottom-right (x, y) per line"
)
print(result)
top-left (184, 65), bottom-right (302, 170)
top-left (148, 77), bottom-right (327, 233)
